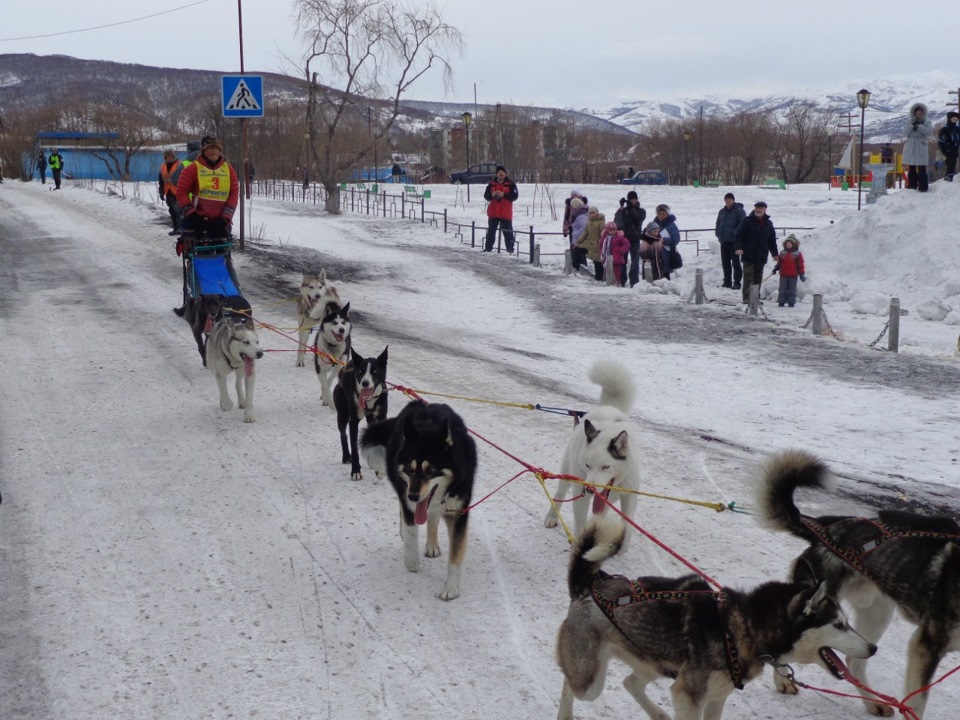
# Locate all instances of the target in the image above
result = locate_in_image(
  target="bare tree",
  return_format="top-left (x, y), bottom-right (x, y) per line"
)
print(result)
top-left (294, 0), bottom-right (463, 212)
top-left (769, 103), bottom-right (838, 183)
top-left (86, 105), bottom-right (157, 182)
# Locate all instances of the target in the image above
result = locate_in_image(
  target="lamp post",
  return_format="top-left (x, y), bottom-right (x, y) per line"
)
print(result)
top-left (683, 129), bottom-right (691, 185)
top-left (367, 107), bottom-right (372, 182)
top-left (856, 88), bottom-right (871, 210)
top-left (462, 111), bottom-right (472, 202)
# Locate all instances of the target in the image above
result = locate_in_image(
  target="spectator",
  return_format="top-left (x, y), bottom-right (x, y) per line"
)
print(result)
top-left (653, 204), bottom-right (680, 281)
top-left (36, 151), bottom-right (47, 184)
top-left (176, 136), bottom-right (239, 240)
top-left (715, 192), bottom-right (745, 289)
top-left (391, 162), bottom-right (403, 183)
top-left (567, 197), bottom-right (589, 270)
top-left (880, 143), bottom-right (894, 163)
top-left (734, 201), bottom-right (778, 304)
top-left (562, 189), bottom-right (588, 241)
top-left (600, 221), bottom-right (630, 287)
top-left (482, 165), bottom-right (518, 253)
top-left (575, 206), bottom-right (606, 281)
top-left (48, 148), bottom-right (65, 190)
top-left (773, 234), bottom-right (806, 308)
top-left (938, 111), bottom-right (960, 182)
top-left (158, 150), bottom-right (184, 235)
top-left (902, 102), bottom-right (932, 192)
top-left (620, 190), bottom-right (647, 287)
top-left (639, 222), bottom-right (664, 281)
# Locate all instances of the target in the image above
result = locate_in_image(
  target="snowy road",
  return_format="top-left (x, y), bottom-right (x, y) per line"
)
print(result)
top-left (1, 181), bottom-right (958, 719)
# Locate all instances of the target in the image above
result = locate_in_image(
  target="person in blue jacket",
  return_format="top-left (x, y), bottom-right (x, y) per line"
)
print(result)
top-left (654, 204), bottom-right (680, 281)
top-left (715, 192), bottom-right (746, 289)
top-left (938, 111), bottom-right (960, 181)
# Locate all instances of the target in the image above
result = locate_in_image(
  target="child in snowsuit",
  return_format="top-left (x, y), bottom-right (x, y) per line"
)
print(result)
top-left (600, 221), bottom-right (630, 287)
top-left (774, 234), bottom-right (806, 307)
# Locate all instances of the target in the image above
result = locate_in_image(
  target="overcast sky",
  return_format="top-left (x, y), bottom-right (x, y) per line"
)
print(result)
top-left (1, 0), bottom-right (957, 109)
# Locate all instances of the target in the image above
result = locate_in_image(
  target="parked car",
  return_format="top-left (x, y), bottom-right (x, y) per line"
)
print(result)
top-left (449, 162), bottom-right (499, 185)
top-left (619, 169), bottom-right (668, 185)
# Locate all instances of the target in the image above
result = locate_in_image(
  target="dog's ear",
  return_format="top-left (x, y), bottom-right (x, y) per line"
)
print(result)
top-left (610, 430), bottom-right (629, 459)
top-left (378, 346), bottom-right (388, 365)
top-left (341, 302), bottom-right (350, 315)
top-left (802, 581), bottom-right (830, 616)
top-left (583, 419), bottom-right (600, 443)
top-left (319, 268), bottom-right (326, 284)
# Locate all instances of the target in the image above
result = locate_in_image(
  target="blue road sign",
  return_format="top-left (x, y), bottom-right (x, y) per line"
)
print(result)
top-left (222, 75), bottom-right (264, 118)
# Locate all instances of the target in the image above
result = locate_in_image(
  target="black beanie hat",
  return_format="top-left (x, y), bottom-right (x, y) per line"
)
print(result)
top-left (724, 192), bottom-right (735, 201)
top-left (626, 190), bottom-right (639, 200)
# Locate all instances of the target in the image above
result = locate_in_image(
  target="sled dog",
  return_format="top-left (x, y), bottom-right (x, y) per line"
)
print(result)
top-left (756, 449), bottom-right (960, 718)
top-left (178, 294), bottom-right (253, 366)
top-left (333, 346), bottom-right (388, 480)
top-left (544, 359), bottom-right (640, 549)
top-left (360, 400), bottom-right (476, 601)
top-left (555, 515), bottom-right (876, 720)
top-left (313, 302), bottom-right (352, 409)
top-left (296, 270), bottom-right (341, 367)
top-left (206, 311), bottom-right (263, 423)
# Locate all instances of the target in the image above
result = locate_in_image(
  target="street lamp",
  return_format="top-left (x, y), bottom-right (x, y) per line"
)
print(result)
top-left (856, 88), bottom-right (870, 210)
top-left (683, 129), bottom-right (691, 186)
top-left (367, 107), bottom-right (372, 182)
top-left (461, 111), bottom-right (472, 202)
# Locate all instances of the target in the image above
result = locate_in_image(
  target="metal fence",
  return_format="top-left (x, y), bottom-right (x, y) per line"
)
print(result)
top-left (250, 180), bottom-right (813, 264)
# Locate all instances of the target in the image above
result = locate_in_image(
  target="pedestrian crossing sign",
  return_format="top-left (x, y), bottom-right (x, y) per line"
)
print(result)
top-left (222, 75), bottom-right (264, 118)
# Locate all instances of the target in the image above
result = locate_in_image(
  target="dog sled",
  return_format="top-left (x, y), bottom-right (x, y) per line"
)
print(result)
top-left (176, 231), bottom-right (242, 308)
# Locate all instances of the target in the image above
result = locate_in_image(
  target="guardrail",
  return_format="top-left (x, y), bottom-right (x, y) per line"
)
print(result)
top-left (250, 180), bottom-right (814, 265)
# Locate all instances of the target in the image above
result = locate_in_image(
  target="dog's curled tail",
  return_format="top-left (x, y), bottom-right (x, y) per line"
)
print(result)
top-left (567, 515), bottom-right (626, 599)
top-left (755, 450), bottom-right (834, 540)
top-left (589, 359), bottom-right (636, 414)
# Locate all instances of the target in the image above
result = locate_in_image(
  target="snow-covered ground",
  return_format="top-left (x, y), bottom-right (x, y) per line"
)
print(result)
top-left (0, 176), bottom-right (958, 720)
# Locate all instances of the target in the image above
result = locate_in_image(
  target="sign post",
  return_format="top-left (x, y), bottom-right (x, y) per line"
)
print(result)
top-left (222, 75), bottom-right (263, 251)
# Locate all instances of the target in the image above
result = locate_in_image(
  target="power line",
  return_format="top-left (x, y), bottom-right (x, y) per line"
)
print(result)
top-left (0, 1), bottom-right (212, 42)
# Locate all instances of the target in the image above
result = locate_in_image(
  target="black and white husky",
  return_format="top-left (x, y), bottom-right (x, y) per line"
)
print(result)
top-left (756, 450), bottom-right (960, 718)
top-left (333, 346), bottom-right (388, 480)
top-left (361, 400), bottom-right (477, 601)
top-left (313, 302), bottom-right (351, 409)
top-left (295, 270), bottom-right (341, 367)
top-left (544, 359), bottom-right (640, 549)
top-left (555, 515), bottom-right (876, 720)
top-left (205, 310), bottom-right (263, 423)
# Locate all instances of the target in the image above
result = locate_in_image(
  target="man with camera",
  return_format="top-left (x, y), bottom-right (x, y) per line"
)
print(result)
top-left (483, 165), bottom-right (519, 253)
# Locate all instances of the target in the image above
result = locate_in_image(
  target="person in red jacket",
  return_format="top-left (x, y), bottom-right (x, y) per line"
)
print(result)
top-left (482, 165), bottom-right (519, 253)
top-left (773, 234), bottom-right (806, 307)
top-left (176, 136), bottom-right (239, 239)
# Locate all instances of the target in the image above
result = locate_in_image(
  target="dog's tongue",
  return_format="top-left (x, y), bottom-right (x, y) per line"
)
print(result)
top-left (243, 357), bottom-right (255, 378)
top-left (204, 316), bottom-right (215, 334)
top-left (415, 498), bottom-right (430, 525)
top-left (358, 387), bottom-right (375, 406)
top-left (592, 487), bottom-right (612, 514)
top-left (819, 647), bottom-right (848, 680)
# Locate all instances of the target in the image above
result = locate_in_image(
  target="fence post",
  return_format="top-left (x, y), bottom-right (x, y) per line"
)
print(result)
top-left (694, 269), bottom-right (704, 304)
top-left (534, 243), bottom-right (541, 268)
top-left (564, 248), bottom-right (572, 275)
top-left (444, 209), bottom-right (448, 233)
top-left (605, 257), bottom-right (615, 285)
top-left (471, 221), bottom-right (476, 248)
top-left (401, 191), bottom-right (405, 218)
top-left (888, 297), bottom-right (900, 353)
top-left (749, 284), bottom-right (760, 316)
top-left (420, 197), bottom-right (425, 223)
top-left (812, 294), bottom-right (823, 335)
top-left (529, 226), bottom-right (535, 263)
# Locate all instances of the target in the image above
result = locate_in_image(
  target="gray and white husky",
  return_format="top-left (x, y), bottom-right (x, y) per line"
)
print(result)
top-left (313, 302), bottom-right (351, 409)
top-left (555, 515), bottom-right (876, 720)
top-left (295, 269), bottom-right (341, 367)
top-left (544, 359), bottom-right (640, 549)
top-left (206, 311), bottom-right (263, 423)
top-left (756, 449), bottom-right (960, 718)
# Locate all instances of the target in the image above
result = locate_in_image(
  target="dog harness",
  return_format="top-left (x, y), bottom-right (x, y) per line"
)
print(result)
top-left (589, 571), bottom-right (746, 690)
top-left (800, 515), bottom-right (960, 579)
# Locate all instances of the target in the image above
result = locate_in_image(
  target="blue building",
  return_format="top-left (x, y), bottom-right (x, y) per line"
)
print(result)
top-left (28, 132), bottom-right (189, 182)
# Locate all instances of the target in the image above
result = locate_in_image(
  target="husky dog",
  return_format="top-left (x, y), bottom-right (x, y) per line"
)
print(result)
top-left (296, 270), bottom-right (340, 367)
top-left (544, 360), bottom-right (640, 549)
top-left (361, 400), bottom-right (477, 601)
top-left (556, 515), bottom-right (876, 720)
top-left (176, 295), bottom-right (253, 366)
top-left (205, 311), bottom-right (263, 423)
top-left (756, 450), bottom-right (960, 718)
top-left (333, 346), bottom-right (388, 480)
top-left (313, 302), bottom-right (352, 409)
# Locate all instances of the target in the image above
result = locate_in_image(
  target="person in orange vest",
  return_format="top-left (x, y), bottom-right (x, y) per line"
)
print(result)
top-left (158, 149), bottom-right (184, 235)
top-left (175, 136), bottom-right (239, 239)
top-left (482, 165), bottom-right (519, 253)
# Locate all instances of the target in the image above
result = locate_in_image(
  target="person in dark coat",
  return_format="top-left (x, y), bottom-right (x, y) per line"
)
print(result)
top-left (734, 201), bottom-right (778, 304)
top-left (48, 149), bottom-right (65, 189)
top-left (482, 165), bottom-right (519, 253)
top-left (36, 151), bottom-right (47, 184)
top-left (715, 192), bottom-right (745, 289)
top-left (938, 111), bottom-right (960, 181)
top-left (620, 190), bottom-right (647, 287)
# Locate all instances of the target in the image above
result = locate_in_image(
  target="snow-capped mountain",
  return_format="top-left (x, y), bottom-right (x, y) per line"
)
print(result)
top-left (587, 70), bottom-right (959, 141)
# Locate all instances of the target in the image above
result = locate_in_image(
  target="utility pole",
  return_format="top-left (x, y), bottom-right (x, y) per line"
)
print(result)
top-left (948, 88), bottom-right (960, 113)
top-left (237, 0), bottom-right (247, 251)
top-left (697, 105), bottom-right (704, 185)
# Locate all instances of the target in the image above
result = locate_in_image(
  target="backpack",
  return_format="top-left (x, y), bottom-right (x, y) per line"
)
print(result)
top-left (613, 206), bottom-right (626, 231)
